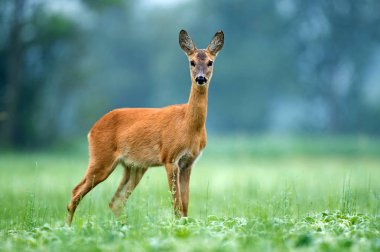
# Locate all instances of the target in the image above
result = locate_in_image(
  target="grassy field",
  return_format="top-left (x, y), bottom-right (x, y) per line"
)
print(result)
top-left (0, 136), bottom-right (380, 251)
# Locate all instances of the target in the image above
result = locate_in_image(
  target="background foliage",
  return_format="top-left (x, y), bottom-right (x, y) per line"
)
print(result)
top-left (1, 0), bottom-right (380, 149)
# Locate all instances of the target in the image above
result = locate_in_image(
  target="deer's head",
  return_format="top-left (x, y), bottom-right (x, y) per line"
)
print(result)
top-left (179, 30), bottom-right (224, 87)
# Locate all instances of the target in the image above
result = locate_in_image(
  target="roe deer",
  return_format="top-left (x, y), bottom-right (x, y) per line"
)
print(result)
top-left (66, 30), bottom-right (224, 225)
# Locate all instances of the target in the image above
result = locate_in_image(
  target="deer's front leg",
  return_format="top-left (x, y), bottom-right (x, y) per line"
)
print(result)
top-left (177, 153), bottom-right (195, 217)
top-left (179, 165), bottom-right (192, 217)
top-left (165, 163), bottom-right (180, 216)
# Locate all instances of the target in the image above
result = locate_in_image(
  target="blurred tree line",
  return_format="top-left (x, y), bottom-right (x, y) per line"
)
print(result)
top-left (1, 0), bottom-right (380, 149)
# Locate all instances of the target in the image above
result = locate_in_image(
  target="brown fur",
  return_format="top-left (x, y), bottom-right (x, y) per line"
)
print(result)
top-left (66, 30), bottom-right (224, 225)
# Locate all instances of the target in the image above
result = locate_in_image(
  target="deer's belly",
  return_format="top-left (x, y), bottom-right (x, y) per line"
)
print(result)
top-left (119, 144), bottom-right (162, 167)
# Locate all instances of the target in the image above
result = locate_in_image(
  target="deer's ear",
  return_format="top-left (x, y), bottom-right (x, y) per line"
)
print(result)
top-left (179, 30), bottom-right (196, 55)
top-left (207, 30), bottom-right (224, 56)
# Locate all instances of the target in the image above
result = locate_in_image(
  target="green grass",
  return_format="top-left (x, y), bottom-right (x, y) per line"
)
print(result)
top-left (1, 136), bottom-right (380, 251)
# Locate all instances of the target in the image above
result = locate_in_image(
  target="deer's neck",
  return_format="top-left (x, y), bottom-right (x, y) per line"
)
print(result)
top-left (186, 83), bottom-right (208, 131)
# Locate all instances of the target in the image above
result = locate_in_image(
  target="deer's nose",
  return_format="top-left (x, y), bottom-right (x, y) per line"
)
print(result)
top-left (195, 76), bottom-right (207, 85)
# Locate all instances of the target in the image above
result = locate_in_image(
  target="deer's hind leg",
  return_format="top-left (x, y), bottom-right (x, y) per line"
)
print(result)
top-left (108, 164), bottom-right (131, 216)
top-left (66, 156), bottom-right (119, 225)
top-left (109, 166), bottom-right (148, 218)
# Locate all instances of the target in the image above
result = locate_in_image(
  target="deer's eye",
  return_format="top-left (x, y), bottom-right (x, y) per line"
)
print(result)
top-left (207, 60), bottom-right (213, 67)
top-left (190, 60), bottom-right (195, 67)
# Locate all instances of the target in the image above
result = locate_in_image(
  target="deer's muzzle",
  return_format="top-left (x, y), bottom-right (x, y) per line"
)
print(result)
top-left (195, 76), bottom-right (207, 85)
